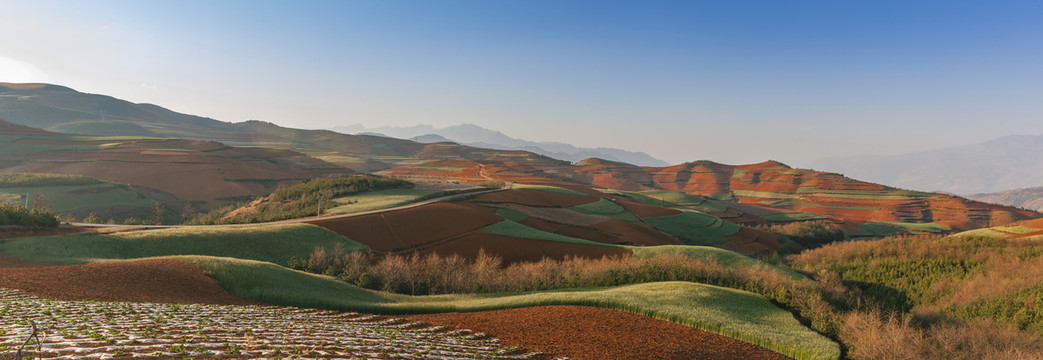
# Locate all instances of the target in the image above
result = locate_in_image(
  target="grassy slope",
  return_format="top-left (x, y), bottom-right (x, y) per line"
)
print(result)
top-left (0, 223), bottom-right (365, 265)
top-left (177, 255), bottom-right (838, 360)
top-left (623, 189), bottom-right (728, 212)
top-left (0, 183), bottom-right (154, 213)
top-left (568, 198), bottom-right (641, 222)
top-left (510, 183), bottom-right (588, 196)
top-left (326, 188), bottom-right (442, 215)
top-left (645, 210), bottom-right (740, 245)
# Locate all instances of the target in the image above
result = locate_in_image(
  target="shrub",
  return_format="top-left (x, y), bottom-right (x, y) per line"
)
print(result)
top-left (0, 204), bottom-right (59, 227)
top-left (762, 221), bottom-right (845, 252)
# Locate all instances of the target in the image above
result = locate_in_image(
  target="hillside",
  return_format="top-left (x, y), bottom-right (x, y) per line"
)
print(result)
top-left (0, 119), bottom-right (347, 216)
top-left (399, 156), bottom-right (1038, 231)
top-left (0, 83), bottom-right (556, 172)
top-left (967, 186), bottom-right (1043, 212)
top-left (1, 82), bottom-right (1037, 233)
top-left (810, 134), bottom-right (1043, 194)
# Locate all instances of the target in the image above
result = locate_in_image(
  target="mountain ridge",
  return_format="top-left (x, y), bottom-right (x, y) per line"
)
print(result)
top-left (331, 123), bottom-right (671, 167)
top-left (810, 134), bottom-right (1043, 195)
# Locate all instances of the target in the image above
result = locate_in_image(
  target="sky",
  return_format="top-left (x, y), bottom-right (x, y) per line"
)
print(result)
top-left (1, 0), bottom-right (1042, 166)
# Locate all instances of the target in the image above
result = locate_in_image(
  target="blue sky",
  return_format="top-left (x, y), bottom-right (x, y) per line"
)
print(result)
top-left (1, 0), bottom-right (1041, 165)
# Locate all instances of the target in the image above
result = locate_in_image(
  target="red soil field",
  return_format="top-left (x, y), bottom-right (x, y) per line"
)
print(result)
top-left (308, 202), bottom-right (503, 252)
top-left (3, 136), bottom-right (344, 207)
top-left (520, 217), bottom-right (621, 244)
top-left (619, 200), bottom-right (683, 217)
top-left (589, 218), bottom-right (682, 246)
top-left (0, 258), bottom-right (261, 305)
top-left (417, 232), bottom-right (631, 264)
top-left (471, 189), bottom-right (596, 207)
top-left (407, 305), bottom-right (792, 360)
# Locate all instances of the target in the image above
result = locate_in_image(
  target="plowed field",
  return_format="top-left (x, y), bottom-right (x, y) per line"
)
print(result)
top-left (408, 306), bottom-right (793, 360)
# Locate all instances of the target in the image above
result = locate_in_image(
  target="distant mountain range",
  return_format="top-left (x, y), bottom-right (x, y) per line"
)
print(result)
top-left (967, 187), bottom-right (1043, 212)
top-left (810, 135), bottom-right (1043, 195)
top-left (330, 124), bottom-right (670, 167)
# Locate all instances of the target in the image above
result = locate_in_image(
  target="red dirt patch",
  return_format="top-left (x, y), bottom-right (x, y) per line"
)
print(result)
top-left (1020, 218), bottom-right (1043, 229)
top-left (308, 202), bottom-right (502, 252)
top-left (471, 189), bottom-right (595, 207)
top-left (0, 258), bottom-right (261, 305)
top-left (407, 305), bottom-right (792, 360)
top-left (520, 217), bottom-right (620, 244)
top-left (618, 200), bottom-right (683, 218)
top-left (418, 232), bottom-right (630, 264)
top-left (589, 218), bottom-right (682, 246)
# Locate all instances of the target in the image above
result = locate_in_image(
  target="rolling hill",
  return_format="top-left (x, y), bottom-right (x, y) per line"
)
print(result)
top-left (1, 82), bottom-right (1038, 233)
top-left (0, 119), bottom-right (347, 217)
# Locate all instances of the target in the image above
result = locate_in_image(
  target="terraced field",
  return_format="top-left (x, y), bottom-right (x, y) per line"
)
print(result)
top-left (0, 288), bottom-right (545, 360)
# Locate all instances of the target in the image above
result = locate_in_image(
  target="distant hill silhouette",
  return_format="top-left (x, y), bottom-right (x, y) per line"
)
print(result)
top-left (967, 187), bottom-right (1043, 212)
top-left (332, 123), bottom-right (670, 167)
top-left (811, 135), bottom-right (1043, 195)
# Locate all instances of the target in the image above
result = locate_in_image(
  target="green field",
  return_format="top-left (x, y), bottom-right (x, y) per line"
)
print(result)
top-left (326, 188), bottom-right (443, 214)
top-left (0, 184), bottom-right (155, 213)
top-left (568, 198), bottom-right (641, 222)
top-left (732, 190), bottom-right (799, 200)
top-left (0, 223), bottom-right (365, 266)
top-left (955, 225), bottom-right (1041, 238)
top-left (177, 255), bottom-right (840, 360)
top-left (480, 219), bottom-right (623, 247)
top-left (645, 210), bottom-right (739, 245)
top-left (0, 134), bottom-right (99, 154)
top-left (493, 208), bottom-right (529, 222)
top-left (884, 222), bottom-right (950, 233)
top-left (624, 189), bottom-right (728, 212)
top-left (510, 183), bottom-right (588, 196)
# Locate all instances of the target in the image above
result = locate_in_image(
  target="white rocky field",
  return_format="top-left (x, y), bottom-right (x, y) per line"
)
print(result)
top-left (0, 289), bottom-right (547, 359)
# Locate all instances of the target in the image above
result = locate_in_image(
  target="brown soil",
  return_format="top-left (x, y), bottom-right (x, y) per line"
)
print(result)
top-left (0, 257), bottom-right (262, 305)
top-left (418, 232), bottom-right (631, 264)
top-left (589, 218), bottom-right (682, 246)
top-left (0, 225), bottom-right (86, 239)
top-left (520, 217), bottom-right (620, 244)
top-left (471, 189), bottom-right (596, 207)
top-left (1021, 218), bottom-right (1043, 228)
top-left (619, 200), bottom-right (683, 218)
top-left (309, 202), bottom-right (503, 252)
top-left (407, 305), bottom-right (793, 360)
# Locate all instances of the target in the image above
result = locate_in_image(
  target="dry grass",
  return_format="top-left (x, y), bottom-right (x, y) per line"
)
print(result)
top-left (841, 310), bottom-right (1043, 360)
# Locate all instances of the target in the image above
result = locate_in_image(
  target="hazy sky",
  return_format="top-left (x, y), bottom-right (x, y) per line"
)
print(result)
top-left (2, 1), bottom-right (1041, 166)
